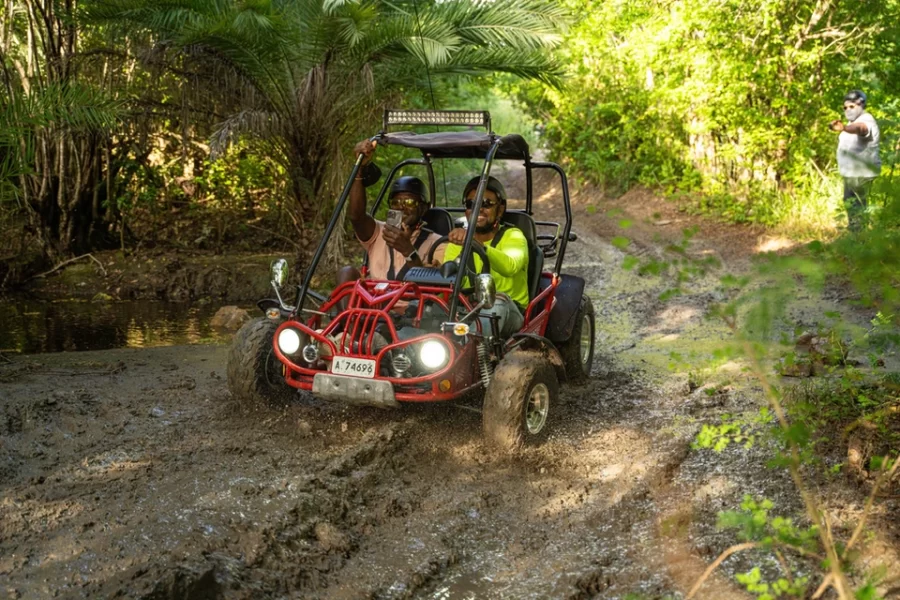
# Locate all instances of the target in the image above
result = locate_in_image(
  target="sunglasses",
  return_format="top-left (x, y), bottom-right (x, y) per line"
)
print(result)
top-left (389, 196), bottom-right (424, 210)
top-left (464, 198), bottom-right (500, 211)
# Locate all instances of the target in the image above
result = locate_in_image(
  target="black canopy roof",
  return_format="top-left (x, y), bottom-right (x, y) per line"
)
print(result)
top-left (379, 131), bottom-right (530, 161)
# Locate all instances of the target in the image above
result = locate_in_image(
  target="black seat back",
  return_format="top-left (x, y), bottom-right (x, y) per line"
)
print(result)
top-left (423, 207), bottom-right (453, 236)
top-left (501, 210), bottom-right (543, 301)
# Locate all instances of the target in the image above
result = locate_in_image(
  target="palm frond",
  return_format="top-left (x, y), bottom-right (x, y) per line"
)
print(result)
top-left (346, 13), bottom-right (460, 66)
top-left (17, 83), bottom-right (122, 131)
top-left (210, 109), bottom-right (286, 156)
top-left (432, 0), bottom-right (567, 49)
top-left (82, 0), bottom-right (217, 36)
top-left (436, 46), bottom-right (563, 88)
top-left (322, 0), bottom-right (360, 16)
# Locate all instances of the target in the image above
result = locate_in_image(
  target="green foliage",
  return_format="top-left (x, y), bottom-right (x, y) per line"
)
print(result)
top-left (516, 0), bottom-right (900, 229)
top-left (693, 408), bottom-right (773, 452)
top-left (621, 178), bottom-right (900, 596)
top-left (194, 144), bottom-right (286, 213)
top-left (718, 496), bottom-right (817, 598)
top-left (108, 138), bottom-right (293, 251)
top-left (735, 567), bottom-right (809, 600)
top-left (86, 0), bottom-right (565, 217)
top-left (786, 372), bottom-right (900, 457)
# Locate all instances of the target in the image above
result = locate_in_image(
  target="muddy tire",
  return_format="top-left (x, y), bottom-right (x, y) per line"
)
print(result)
top-left (227, 318), bottom-right (294, 410)
top-left (482, 351), bottom-right (559, 451)
top-left (557, 295), bottom-right (595, 383)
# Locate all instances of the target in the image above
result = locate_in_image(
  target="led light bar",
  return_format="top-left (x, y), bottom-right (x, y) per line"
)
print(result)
top-left (383, 109), bottom-right (491, 131)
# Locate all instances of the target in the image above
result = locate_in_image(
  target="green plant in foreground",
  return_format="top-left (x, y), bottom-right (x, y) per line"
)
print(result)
top-left (693, 408), bottom-right (773, 452)
top-left (717, 496), bottom-right (817, 599)
top-left (616, 213), bottom-right (900, 599)
top-left (736, 567), bottom-right (809, 600)
top-left (689, 307), bottom-right (899, 600)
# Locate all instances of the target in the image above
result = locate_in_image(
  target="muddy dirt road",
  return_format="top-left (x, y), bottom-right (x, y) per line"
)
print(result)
top-left (2, 180), bottom-right (895, 599)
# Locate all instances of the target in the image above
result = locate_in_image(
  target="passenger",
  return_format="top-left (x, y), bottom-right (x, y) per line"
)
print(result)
top-left (338, 140), bottom-right (444, 288)
top-left (443, 176), bottom-right (528, 338)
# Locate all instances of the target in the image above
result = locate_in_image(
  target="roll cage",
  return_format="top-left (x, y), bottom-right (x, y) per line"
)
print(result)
top-left (293, 109), bottom-right (573, 321)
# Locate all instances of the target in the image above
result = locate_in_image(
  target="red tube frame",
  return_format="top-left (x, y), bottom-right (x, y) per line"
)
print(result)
top-left (272, 276), bottom-right (557, 403)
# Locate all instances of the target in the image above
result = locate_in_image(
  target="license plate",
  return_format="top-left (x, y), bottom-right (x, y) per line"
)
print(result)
top-left (331, 357), bottom-right (376, 378)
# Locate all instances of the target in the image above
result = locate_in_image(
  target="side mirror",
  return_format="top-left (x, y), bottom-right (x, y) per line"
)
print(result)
top-left (475, 274), bottom-right (496, 309)
top-left (440, 261), bottom-right (459, 279)
top-left (270, 258), bottom-right (288, 288)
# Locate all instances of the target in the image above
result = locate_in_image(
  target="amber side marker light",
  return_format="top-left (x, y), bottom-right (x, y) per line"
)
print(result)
top-left (439, 379), bottom-right (452, 392)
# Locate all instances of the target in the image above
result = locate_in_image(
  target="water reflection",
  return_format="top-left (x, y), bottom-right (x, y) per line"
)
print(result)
top-left (0, 300), bottom-right (243, 354)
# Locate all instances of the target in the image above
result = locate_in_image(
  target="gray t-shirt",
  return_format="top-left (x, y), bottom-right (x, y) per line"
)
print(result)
top-left (837, 112), bottom-right (881, 178)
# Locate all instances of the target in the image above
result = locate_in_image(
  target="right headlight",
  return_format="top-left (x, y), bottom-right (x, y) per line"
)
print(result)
top-left (419, 340), bottom-right (449, 370)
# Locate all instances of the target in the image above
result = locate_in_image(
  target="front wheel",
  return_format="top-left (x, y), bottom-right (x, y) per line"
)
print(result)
top-left (482, 351), bottom-right (559, 451)
top-left (557, 295), bottom-right (595, 383)
top-left (227, 318), bottom-right (294, 410)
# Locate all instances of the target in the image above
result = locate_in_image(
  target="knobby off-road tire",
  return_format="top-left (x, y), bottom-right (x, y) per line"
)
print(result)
top-left (482, 351), bottom-right (559, 451)
top-left (227, 318), bottom-right (294, 410)
top-left (557, 295), bottom-right (595, 383)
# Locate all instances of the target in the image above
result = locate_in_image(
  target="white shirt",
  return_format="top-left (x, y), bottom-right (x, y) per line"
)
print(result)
top-left (837, 112), bottom-right (881, 178)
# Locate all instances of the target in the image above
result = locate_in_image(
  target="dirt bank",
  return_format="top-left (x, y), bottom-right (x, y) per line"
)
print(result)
top-left (2, 176), bottom-right (897, 599)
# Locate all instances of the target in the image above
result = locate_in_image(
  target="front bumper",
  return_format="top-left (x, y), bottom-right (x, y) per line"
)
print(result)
top-left (312, 373), bottom-right (399, 409)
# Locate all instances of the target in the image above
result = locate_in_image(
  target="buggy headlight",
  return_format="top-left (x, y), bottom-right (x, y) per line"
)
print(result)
top-left (419, 340), bottom-right (449, 370)
top-left (278, 328), bottom-right (301, 355)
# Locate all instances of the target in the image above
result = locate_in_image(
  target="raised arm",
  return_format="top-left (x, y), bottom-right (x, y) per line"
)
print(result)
top-left (348, 140), bottom-right (377, 242)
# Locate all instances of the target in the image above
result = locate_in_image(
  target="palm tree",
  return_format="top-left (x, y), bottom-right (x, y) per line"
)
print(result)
top-left (85, 0), bottom-right (565, 223)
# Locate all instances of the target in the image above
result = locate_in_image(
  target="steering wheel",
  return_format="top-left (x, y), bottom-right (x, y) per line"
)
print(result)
top-left (426, 234), bottom-right (491, 280)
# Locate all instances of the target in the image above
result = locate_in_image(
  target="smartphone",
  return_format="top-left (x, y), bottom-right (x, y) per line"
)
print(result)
top-left (385, 209), bottom-right (403, 229)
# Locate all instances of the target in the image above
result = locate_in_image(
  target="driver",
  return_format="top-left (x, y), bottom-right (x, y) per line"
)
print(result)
top-left (338, 139), bottom-right (444, 288)
top-left (443, 176), bottom-right (528, 338)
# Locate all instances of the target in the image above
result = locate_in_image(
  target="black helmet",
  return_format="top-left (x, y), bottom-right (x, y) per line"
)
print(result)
top-left (462, 175), bottom-right (506, 205)
top-left (844, 90), bottom-right (867, 106)
top-left (389, 176), bottom-right (427, 204)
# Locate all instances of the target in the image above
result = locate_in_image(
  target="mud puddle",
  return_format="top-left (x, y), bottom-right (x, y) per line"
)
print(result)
top-left (0, 299), bottom-right (244, 354)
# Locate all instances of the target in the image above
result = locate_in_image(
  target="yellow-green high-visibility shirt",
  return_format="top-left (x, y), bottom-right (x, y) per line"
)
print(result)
top-left (443, 225), bottom-right (530, 309)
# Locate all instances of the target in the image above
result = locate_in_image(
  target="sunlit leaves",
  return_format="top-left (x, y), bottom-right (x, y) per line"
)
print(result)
top-left (611, 235), bottom-right (630, 249)
top-left (517, 0), bottom-right (900, 222)
top-left (621, 255), bottom-right (639, 270)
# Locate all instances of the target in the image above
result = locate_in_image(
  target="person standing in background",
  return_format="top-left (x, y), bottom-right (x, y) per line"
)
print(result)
top-left (830, 90), bottom-right (881, 232)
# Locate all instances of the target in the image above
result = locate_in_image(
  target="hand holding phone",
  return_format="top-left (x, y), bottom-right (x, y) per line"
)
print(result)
top-left (385, 209), bottom-right (403, 229)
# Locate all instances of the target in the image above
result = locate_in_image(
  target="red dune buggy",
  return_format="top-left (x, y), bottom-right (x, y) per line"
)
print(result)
top-left (227, 110), bottom-right (595, 449)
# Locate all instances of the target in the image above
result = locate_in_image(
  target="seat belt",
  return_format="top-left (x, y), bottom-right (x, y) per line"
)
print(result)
top-left (489, 224), bottom-right (510, 248)
top-left (388, 227), bottom-right (434, 280)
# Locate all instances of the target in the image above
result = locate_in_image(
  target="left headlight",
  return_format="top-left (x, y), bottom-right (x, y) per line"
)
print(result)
top-left (278, 328), bottom-right (301, 355)
top-left (419, 340), bottom-right (449, 370)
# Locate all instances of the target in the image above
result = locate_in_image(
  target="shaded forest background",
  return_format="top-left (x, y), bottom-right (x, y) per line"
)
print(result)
top-left (2, 0), bottom-right (900, 287)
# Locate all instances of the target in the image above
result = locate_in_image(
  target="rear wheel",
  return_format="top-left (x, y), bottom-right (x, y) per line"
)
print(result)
top-left (227, 318), bottom-right (294, 410)
top-left (482, 351), bottom-right (559, 451)
top-left (557, 295), bottom-right (595, 383)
